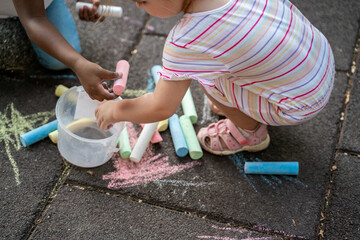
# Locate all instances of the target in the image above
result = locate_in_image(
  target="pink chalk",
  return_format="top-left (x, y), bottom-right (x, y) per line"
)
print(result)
top-left (140, 124), bottom-right (163, 144)
top-left (113, 60), bottom-right (130, 95)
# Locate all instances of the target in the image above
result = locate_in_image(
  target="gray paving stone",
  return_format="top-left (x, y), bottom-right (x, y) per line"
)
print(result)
top-left (341, 53), bottom-right (360, 152)
top-left (291, 0), bottom-right (360, 71)
top-left (146, 15), bottom-right (183, 36)
top-left (30, 185), bottom-right (279, 240)
top-left (0, 76), bottom-right (72, 240)
top-left (68, 0), bottom-right (148, 71)
top-left (0, 17), bottom-right (41, 71)
top-left (324, 153), bottom-right (360, 239)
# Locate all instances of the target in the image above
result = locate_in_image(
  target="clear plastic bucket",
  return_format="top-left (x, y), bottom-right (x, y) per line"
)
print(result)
top-left (55, 86), bottom-right (124, 168)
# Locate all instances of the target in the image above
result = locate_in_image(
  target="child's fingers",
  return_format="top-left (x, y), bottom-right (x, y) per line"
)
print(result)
top-left (101, 69), bottom-right (122, 80)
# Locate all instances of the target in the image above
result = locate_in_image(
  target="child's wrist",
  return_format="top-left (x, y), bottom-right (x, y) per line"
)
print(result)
top-left (112, 101), bottom-right (123, 122)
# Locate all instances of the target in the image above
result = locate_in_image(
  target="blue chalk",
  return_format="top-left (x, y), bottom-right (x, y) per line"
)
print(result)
top-left (20, 120), bottom-right (58, 147)
top-left (151, 65), bottom-right (162, 85)
top-left (244, 162), bottom-right (299, 175)
top-left (169, 114), bottom-right (188, 157)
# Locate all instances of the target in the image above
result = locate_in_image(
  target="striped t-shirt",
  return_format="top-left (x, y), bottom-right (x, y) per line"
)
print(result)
top-left (159, 0), bottom-right (335, 125)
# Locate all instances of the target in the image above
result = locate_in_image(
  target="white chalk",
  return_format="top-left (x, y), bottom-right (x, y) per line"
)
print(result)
top-left (129, 122), bottom-right (158, 163)
top-left (75, 2), bottom-right (123, 18)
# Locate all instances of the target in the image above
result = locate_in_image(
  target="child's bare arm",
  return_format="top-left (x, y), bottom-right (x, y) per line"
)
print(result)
top-left (95, 79), bottom-right (192, 130)
top-left (12, 0), bottom-right (120, 101)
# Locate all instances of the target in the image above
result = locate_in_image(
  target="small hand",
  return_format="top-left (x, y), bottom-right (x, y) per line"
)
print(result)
top-left (74, 59), bottom-right (121, 101)
top-left (78, 0), bottom-right (105, 22)
top-left (95, 101), bottom-right (118, 130)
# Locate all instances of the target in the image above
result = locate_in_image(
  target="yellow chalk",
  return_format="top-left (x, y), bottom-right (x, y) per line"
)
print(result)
top-left (48, 118), bottom-right (95, 144)
top-left (157, 119), bottom-right (169, 132)
top-left (55, 84), bottom-right (69, 97)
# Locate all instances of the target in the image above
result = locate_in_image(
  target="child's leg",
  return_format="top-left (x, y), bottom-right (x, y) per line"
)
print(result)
top-left (31, 0), bottom-right (82, 70)
top-left (205, 92), bottom-right (259, 130)
top-left (201, 85), bottom-right (259, 130)
top-left (198, 87), bottom-right (270, 155)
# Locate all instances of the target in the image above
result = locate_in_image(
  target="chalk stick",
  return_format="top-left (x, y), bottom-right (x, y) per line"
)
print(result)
top-left (48, 118), bottom-right (95, 144)
top-left (140, 124), bottom-right (163, 144)
top-left (244, 162), bottom-right (299, 175)
top-left (113, 60), bottom-right (130, 95)
top-left (150, 65), bottom-right (162, 85)
top-left (181, 88), bottom-right (198, 124)
top-left (118, 125), bottom-right (131, 159)
top-left (55, 84), bottom-right (69, 97)
top-left (179, 115), bottom-right (203, 160)
top-left (157, 119), bottom-right (168, 132)
top-left (129, 122), bottom-right (158, 162)
top-left (20, 120), bottom-right (58, 147)
top-left (169, 114), bottom-right (188, 157)
top-left (75, 2), bottom-right (123, 18)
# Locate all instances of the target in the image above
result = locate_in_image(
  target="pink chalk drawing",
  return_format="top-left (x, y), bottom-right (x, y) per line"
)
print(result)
top-left (103, 122), bottom-right (202, 189)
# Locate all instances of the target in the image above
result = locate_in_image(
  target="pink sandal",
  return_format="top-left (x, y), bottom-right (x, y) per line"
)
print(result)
top-left (197, 119), bottom-right (270, 155)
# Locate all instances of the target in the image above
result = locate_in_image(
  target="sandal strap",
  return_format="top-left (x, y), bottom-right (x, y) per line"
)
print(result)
top-left (225, 119), bottom-right (250, 146)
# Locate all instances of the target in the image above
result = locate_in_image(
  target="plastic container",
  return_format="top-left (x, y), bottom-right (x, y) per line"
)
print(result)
top-left (55, 86), bottom-right (124, 168)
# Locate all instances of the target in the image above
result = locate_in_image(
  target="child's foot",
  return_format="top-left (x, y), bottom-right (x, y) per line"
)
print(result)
top-left (197, 119), bottom-right (270, 155)
top-left (208, 99), bottom-right (225, 116)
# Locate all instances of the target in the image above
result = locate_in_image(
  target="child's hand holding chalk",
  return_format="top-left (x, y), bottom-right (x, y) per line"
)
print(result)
top-left (76, 2), bottom-right (123, 21)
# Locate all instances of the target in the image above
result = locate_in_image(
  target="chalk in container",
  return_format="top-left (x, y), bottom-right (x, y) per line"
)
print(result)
top-left (75, 2), bottom-right (123, 18)
top-left (20, 120), bottom-right (58, 147)
top-left (244, 162), bottom-right (299, 175)
top-left (48, 118), bottom-right (95, 144)
top-left (113, 60), bottom-right (130, 95)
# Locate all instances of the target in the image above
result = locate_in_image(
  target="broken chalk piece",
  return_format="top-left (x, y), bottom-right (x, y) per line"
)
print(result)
top-left (244, 162), bottom-right (299, 175)
top-left (21, 120), bottom-right (58, 147)
top-left (113, 60), bottom-right (130, 95)
top-left (55, 84), bottom-right (69, 97)
top-left (157, 119), bottom-right (168, 132)
top-left (48, 118), bottom-right (95, 144)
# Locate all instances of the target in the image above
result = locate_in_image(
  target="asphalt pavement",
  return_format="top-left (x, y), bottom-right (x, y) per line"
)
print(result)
top-left (0, 0), bottom-right (359, 239)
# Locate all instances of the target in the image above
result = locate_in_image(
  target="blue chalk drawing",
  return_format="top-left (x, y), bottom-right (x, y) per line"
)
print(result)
top-left (228, 153), bottom-right (308, 193)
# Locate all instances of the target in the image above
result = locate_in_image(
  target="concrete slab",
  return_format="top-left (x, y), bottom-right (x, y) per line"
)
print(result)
top-left (341, 52), bottom-right (360, 152)
top-left (324, 153), bottom-right (360, 239)
top-left (30, 185), bottom-right (279, 240)
top-left (0, 17), bottom-right (41, 71)
top-left (291, 0), bottom-right (360, 71)
top-left (0, 75), bottom-right (74, 240)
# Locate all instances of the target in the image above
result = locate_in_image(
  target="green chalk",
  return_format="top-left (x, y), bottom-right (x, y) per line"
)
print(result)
top-left (118, 125), bottom-right (131, 159)
top-left (181, 88), bottom-right (198, 124)
top-left (179, 115), bottom-right (203, 160)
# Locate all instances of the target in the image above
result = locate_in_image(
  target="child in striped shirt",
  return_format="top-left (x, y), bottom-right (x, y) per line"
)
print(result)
top-left (96, 0), bottom-right (335, 155)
